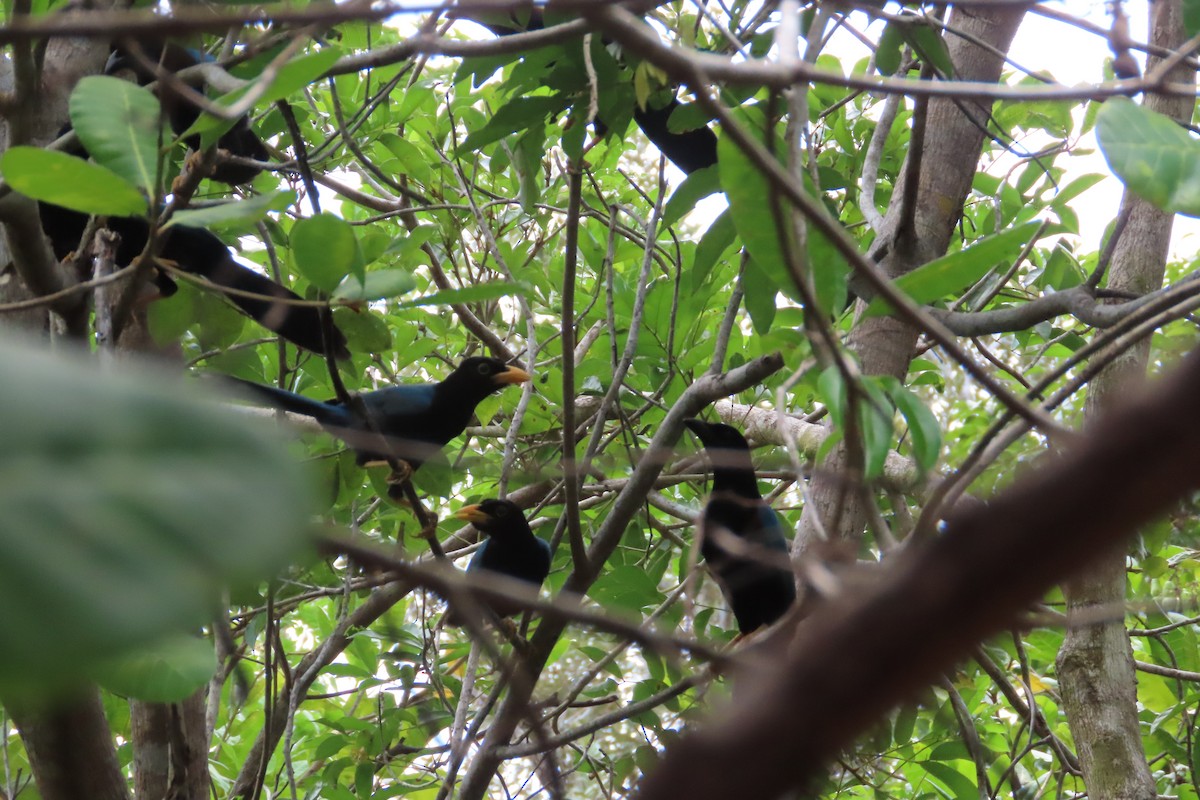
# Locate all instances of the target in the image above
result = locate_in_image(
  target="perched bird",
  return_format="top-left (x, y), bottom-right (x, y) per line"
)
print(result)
top-left (30, 41), bottom-right (342, 357)
top-left (37, 200), bottom-right (348, 359)
top-left (465, 11), bottom-right (718, 175)
top-left (447, 499), bottom-right (552, 623)
top-left (227, 357), bottom-right (530, 471)
top-left (684, 418), bottom-right (796, 635)
top-left (105, 39), bottom-right (269, 186)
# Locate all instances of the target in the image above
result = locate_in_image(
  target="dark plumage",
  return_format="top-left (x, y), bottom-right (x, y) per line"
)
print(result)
top-left (685, 419), bottom-right (796, 634)
top-left (34, 42), bottom-right (334, 355)
top-left (37, 201), bottom-right (348, 359)
top-left (448, 499), bottom-right (552, 623)
top-left (106, 39), bottom-right (269, 186)
top-left (228, 357), bottom-right (530, 470)
top-left (469, 11), bottom-right (718, 175)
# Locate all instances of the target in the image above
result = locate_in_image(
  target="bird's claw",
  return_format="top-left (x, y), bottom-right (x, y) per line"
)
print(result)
top-left (386, 460), bottom-right (414, 487)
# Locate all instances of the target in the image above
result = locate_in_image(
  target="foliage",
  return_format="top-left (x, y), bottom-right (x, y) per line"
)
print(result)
top-left (2, 2), bottom-right (1200, 800)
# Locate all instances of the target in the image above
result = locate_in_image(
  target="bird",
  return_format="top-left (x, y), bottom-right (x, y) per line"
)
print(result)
top-left (464, 11), bottom-right (718, 175)
top-left (106, 38), bottom-right (269, 186)
top-left (226, 357), bottom-right (531, 471)
top-left (32, 39), bottom-right (341, 357)
top-left (36, 200), bottom-right (349, 359)
top-left (446, 499), bottom-right (552, 624)
top-left (684, 418), bottom-right (796, 635)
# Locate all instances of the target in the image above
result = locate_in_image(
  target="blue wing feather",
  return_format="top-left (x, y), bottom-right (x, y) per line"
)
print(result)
top-left (363, 384), bottom-right (437, 417)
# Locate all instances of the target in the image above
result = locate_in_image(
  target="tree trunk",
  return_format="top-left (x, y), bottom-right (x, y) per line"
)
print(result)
top-left (131, 692), bottom-right (208, 800)
top-left (1055, 3), bottom-right (1193, 797)
top-left (796, 5), bottom-right (1026, 553)
top-left (7, 691), bottom-right (130, 800)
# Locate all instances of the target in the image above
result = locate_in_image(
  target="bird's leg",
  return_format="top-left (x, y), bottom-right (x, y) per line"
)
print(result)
top-left (495, 619), bottom-right (532, 656)
top-left (398, 479), bottom-right (445, 558)
top-left (385, 459), bottom-right (414, 496)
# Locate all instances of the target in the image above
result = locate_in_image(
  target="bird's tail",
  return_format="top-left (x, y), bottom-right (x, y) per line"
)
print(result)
top-left (201, 254), bottom-right (350, 360)
top-left (161, 226), bottom-right (349, 359)
top-left (225, 377), bottom-right (349, 427)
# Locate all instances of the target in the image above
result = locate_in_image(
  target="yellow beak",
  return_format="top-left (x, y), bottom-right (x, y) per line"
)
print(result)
top-left (454, 504), bottom-right (490, 525)
top-left (493, 365), bottom-right (532, 385)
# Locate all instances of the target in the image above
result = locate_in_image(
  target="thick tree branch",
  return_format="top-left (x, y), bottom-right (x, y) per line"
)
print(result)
top-left (637, 342), bottom-right (1200, 799)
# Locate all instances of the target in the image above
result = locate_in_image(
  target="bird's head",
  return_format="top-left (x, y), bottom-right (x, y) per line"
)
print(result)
top-left (684, 418), bottom-right (759, 490)
top-left (451, 357), bottom-right (531, 395)
top-left (454, 498), bottom-right (530, 538)
top-left (684, 419), bottom-right (751, 452)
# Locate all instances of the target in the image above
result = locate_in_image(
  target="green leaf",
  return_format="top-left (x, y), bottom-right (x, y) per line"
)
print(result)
top-left (876, 22), bottom-right (904, 76)
top-left (718, 111), bottom-right (846, 311)
top-left (563, 108), bottom-right (586, 160)
top-left (332, 306), bottom-right (393, 353)
top-left (0, 147), bottom-right (147, 216)
top-left (865, 221), bottom-right (1043, 316)
top-left (1185, 0), bottom-right (1200, 36)
top-left (393, 281), bottom-right (522, 309)
top-left (921, 761), bottom-right (978, 800)
top-left (378, 133), bottom-right (433, 187)
top-left (167, 190), bottom-right (295, 229)
top-left (93, 634), bottom-right (217, 702)
top-left (906, 25), bottom-right (955, 77)
top-left (334, 270), bottom-right (417, 302)
top-left (663, 165), bottom-right (721, 227)
top-left (461, 95), bottom-right (566, 152)
top-left (719, 122), bottom-right (797, 303)
top-left (0, 340), bottom-right (310, 692)
top-left (1097, 96), bottom-right (1200, 216)
top-left (692, 208), bottom-right (738, 290)
top-left (891, 386), bottom-right (941, 473)
top-left (291, 213), bottom-right (362, 293)
top-left (69, 75), bottom-right (162, 194)
top-left (860, 379), bottom-right (892, 480)
top-left (589, 564), bottom-right (661, 614)
top-left (515, 124), bottom-right (546, 212)
top-left (742, 256), bottom-right (777, 335)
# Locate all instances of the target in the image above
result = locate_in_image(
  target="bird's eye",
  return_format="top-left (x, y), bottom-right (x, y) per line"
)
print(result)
top-left (494, 505), bottom-right (508, 517)
top-left (477, 363), bottom-right (491, 375)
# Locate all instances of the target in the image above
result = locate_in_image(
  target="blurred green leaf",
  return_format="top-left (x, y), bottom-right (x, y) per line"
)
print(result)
top-left (93, 634), bottom-right (216, 702)
top-left (334, 269), bottom-right (418, 302)
top-left (461, 96), bottom-right (566, 152)
top-left (168, 190), bottom-right (295, 229)
top-left (1098, 96), bottom-right (1200, 216)
top-left (394, 281), bottom-right (522, 308)
top-left (0, 340), bottom-right (310, 692)
top-left (865, 221), bottom-right (1043, 316)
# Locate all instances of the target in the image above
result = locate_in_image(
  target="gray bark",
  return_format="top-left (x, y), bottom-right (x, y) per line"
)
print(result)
top-left (795, 5), bottom-right (1027, 553)
top-left (1054, 2), bottom-right (1193, 797)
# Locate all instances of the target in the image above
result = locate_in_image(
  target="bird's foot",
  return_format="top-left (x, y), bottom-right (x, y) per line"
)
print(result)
top-left (384, 462), bottom-right (414, 503)
top-left (386, 460), bottom-right (414, 488)
top-left (495, 619), bottom-right (532, 654)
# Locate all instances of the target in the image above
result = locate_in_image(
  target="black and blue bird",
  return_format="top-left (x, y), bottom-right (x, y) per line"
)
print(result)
top-left (33, 40), bottom-right (344, 357)
top-left (105, 39), bottom-right (270, 186)
top-left (228, 357), bottom-right (530, 472)
top-left (464, 11), bottom-right (718, 175)
top-left (38, 201), bottom-right (348, 358)
top-left (684, 419), bottom-right (796, 635)
top-left (447, 499), bottom-right (551, 623)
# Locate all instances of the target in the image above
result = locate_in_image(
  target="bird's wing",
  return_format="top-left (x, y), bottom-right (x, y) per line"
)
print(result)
top-left (366, 384), bottom-right (438, 419)
top-left (465, 539), bottom-right (491, 573)
top-left (749, 503), bottom-right (790, 552)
